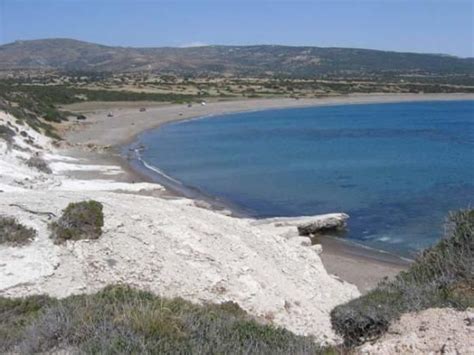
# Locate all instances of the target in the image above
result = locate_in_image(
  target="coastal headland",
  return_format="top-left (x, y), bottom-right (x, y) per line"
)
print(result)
top-left (1, 93), bottom-right (473, 345)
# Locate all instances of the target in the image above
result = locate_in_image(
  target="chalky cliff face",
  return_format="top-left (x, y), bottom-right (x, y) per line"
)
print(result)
top-left (0, 110), bottom-right (359, 344)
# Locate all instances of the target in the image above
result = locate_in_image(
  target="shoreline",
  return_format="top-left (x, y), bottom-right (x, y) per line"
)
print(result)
top-left (64, 93), bottom-right (474, 147)
top-left (123, 145), bottom-right (252, 217)
top-left (123, 143), bottom-right (411, 292)
top-left (63, 93), bottom-right (474, 291)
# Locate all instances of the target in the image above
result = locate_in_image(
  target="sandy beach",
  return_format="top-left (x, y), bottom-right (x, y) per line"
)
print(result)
top-left (62, 93), bottom-right (474, 291)
top-left (64, 93), bottom-right (474, 147)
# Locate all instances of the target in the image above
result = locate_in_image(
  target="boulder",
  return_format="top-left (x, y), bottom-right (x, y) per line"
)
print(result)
top-left (297, 214), bottom-right (348, 236)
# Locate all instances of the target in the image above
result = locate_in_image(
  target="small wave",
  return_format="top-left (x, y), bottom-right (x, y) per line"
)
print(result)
top-left (341, 237), bottom-right (415, 263)
top-left (135, 152), bottom-right (183, 186)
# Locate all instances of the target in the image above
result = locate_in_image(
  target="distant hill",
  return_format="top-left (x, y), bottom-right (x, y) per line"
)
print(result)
top-left (0, 38), bottom-right (472, 76)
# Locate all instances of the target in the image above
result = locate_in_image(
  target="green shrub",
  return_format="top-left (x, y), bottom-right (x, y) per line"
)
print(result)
top-left (0, 295), bottom-right (54, 350)
top-left (0, 216), bottom-right (36, 246)
top-left (330, 209), bottom-right (474, 347)
top-left (0, 285), bottom-right (331, 354)
top-left (50, 200), bottom-right (104, 244)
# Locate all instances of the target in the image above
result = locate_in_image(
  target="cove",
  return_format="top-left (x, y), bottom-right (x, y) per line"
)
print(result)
top-left (133, 100), bottom-right (474, 257)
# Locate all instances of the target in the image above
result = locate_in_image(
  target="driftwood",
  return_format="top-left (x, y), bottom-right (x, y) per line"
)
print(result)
top-left (9, 203), bottom-right (57, 220)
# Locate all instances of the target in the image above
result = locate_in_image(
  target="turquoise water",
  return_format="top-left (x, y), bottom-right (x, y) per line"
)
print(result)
top-left (135, 101), bottom-right (474, 256)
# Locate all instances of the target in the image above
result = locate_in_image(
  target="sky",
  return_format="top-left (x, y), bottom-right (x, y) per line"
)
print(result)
top-left (0, 0), bottom-right (473, 57)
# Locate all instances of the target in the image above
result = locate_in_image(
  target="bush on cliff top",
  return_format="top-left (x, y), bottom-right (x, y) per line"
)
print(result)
top-left (0, 216), bottom-right (36, 246)
top-left (50, 200), bottom-right (104, 244)
top-left (331, 208), bottom-right (474, 347)
top-left (0, 285), bottom-right (331, 354)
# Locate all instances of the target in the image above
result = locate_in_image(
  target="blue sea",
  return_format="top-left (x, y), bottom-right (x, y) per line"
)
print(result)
top-left (133, 101), bottom-right (474, 257)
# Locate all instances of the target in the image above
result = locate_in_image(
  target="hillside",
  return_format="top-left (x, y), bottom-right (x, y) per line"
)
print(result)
top-left (0, 38), bottom-right (473, 76)
top-left (0, 108), bottom-right (360, 347)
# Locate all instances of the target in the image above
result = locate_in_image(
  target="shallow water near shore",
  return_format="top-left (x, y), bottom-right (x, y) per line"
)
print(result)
top-left (133, 100), bottom-right (474, 257)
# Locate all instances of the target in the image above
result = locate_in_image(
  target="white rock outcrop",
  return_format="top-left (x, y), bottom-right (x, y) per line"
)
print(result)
top-left (358, 307), bottom-right (474, 354)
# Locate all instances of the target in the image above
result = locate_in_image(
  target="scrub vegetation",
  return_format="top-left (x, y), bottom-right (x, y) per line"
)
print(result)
top-left (50, 200), bottom-right (104, 244)
top-left (0, 216), bottom-right (36, 246)
top-left (0, 285), bottom-right (332, 354)
top-left (331, 208), bottom-right (474, 347)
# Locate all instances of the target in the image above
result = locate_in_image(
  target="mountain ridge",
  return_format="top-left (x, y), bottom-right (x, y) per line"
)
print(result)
top-left (4, 38), bottom-right (470, 57)
top-left (1, 38), bottom-right (473, 76)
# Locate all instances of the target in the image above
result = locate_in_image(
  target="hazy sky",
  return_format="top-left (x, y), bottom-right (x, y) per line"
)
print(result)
top-left (0, 0), bottom-right (473, 57)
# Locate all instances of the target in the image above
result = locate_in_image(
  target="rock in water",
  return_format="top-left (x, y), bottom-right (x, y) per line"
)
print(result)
top-left (297, 214), bottom-right (348, 236)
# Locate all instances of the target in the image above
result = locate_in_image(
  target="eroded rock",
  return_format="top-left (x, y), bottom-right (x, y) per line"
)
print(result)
top-left (297, 214), bottom-right (349, 236)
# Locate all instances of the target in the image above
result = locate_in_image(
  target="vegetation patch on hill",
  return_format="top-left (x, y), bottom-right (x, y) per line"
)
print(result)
top-left (50, 200), bottom-right (104, 244)
top-left (0, 96), bottom-right (60, 140)
top-left (0, 81), bottom-right (200, 122)
top-left (0, 124), bottom-right (16, 146)
top-left (0, 284), bottom-right (333, 354)
top-left (0, 216), bottom-right (36, 246)
top-left (331, 209), bottom-right (474, 347)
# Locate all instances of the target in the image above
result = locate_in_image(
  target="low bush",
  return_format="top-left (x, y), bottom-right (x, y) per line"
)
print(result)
top-left (0, 216), bottom-right (36, 246)
top-left (331, 209), bottom-right (474, 347)
top-left (0, 124), bottom-right (16, 146)
top-left (50, 200), bottom-right (104, 244)
top-left (26, 156), bottom-right (52, 174)
top-left (0, 294), bottom-right (53, 350)
top-left (0, 285), bottom-right (331, 354)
